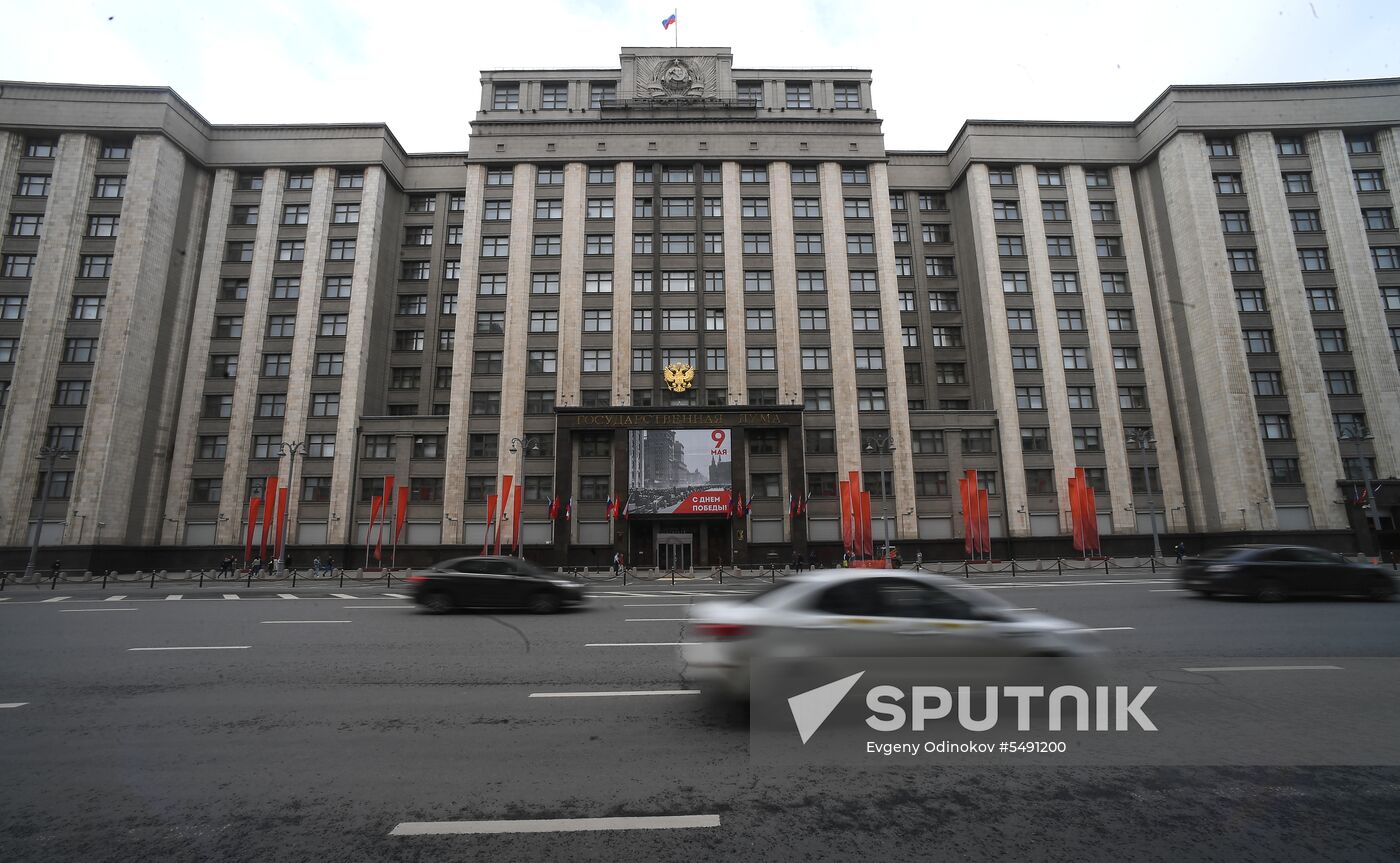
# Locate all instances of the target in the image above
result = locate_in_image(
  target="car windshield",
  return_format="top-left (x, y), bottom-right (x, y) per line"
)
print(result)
top-left (1198, 546), bottom-right (1251, 560)
top-left (741, 580), bottom-right (805, 607)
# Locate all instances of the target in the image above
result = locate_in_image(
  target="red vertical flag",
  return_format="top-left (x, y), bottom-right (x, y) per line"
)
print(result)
top-left (1084, 486), bottom-right (1101, 553)
top-left (496, 474), bottom-right (513, 556)
top-left (368, 494), bottom-right (383, 561)
top-left (977, 488), bottom-right (991, 555)
top-left (245, 497), bottom-right (262, 563)
top-left (375, 478), bottom-right (393, 561)
top-left (958, 477), bottom-right (972, 557)
top-left (483, 493), bottom-right (497, 556)
top-left (273, 486), bottom-right (289, 559)
top-left (394, 485), bottom-right (409, 542)
top-left (260, 476), bottom-right (278, 561)
top-left (963, 470), bottom-right (979, 558)
top-left (860, 491), bottom-right (875, 557)
top-left (838, 479), bottom-right (852, 551)
top-left (847, 471), bottom-right (862, 558)
top-left (1068, 473), bottom-right (1085, 553)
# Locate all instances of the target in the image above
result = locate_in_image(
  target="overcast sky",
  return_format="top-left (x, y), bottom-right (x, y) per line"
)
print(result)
top-left (4, 0), bottom-right (1398, 153)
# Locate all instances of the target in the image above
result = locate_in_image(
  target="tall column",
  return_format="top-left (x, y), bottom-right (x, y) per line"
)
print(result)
top-left (1112, 165), bottom-right (1186, 526)
top-left (280, 167), bottom-right (336, 532)
top-left (868, 163), bottom-right (917, 538)
top-left (0, 133), bottom-right (24, 256)
top-left (767, 162), bottom-right (803, 404)
top-left (818, 162), bottom-right (862, 479)
top-left (326, 165), bottom-right (387, 544)
top-left (1063, 166), bottom-right (1133, 532)
top-left (555, 163), bottom-right (586, 406)
top-left (965, 164), bottom-right (1030, 536)
top-left (163, 169), bottom-right (237, 543)
top-left (1134, 165), bottom-right (1208, 527)
top-left (611, 164), bottom-right (635, 404)
top-left (1154, 133), bottom-right (1269, 531)
top-left (1317, 129), bottom-right (1400, 478)
top-left (1238, 131), bottom-right (1341, 529)
top-left (720, 162), bottom-right (747, 401)
top-left (69, 135), bottom-right (191, 543)
top-left (215, 168), bottom-right (284, 543)
top-left (442, 164), bottom-right (487, 543)
top-left (495, 164), bottom-right (538, 498)
top-left (1015, 165), bottom-right (1078, 502)
top-left (0, 133), bottom-right (97, 545)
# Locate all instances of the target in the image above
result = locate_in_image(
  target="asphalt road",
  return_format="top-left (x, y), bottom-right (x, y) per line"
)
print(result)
top-left (2, 572), bottom-right (1399, 862)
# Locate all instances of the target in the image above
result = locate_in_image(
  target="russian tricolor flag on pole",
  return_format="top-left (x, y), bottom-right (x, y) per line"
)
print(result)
top-left (662, 12), bottom-right (677, 29)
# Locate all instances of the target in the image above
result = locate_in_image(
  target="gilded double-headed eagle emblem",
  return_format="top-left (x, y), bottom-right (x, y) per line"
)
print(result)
top-left (662, 362), bottom-right (695, 393)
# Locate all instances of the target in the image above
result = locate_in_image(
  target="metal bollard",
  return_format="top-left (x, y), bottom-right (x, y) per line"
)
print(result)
top-left (1010, 559), bottom-right (1017, 578)
top-left (1150, 556), bottom-right (1156, 574)
top-left (1104, 557), bottom-right (1110, 574)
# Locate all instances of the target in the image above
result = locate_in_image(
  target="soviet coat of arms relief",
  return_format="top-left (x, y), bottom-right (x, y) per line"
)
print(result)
top-left (635, 56), bottom-right (719, 100)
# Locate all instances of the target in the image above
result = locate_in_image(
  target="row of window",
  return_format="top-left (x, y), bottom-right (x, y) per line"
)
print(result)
top-left (996, 234), bottom-right (1124, 258)
top-left (1014, 384), bottom-right (1151, 412)
top-left (1223, 246), bottom-right (1400, 273)
top-left (991, 199), bottom-right (1120, 224)
top-left (20, 138), bottom-right (130, 159)
top-left (487, 80), bottom-right (863, 111)
top-left (1008, 345), bottom-right (1144, 371)
top-left (1206, 132), bottom-right (1382, 157)
top-left (986, 167), bottom-right (1113, 188)
top-left (1003, 271), bottom-right (1131, 294)
top-left (201, 391), bottom-right (341, 418)
top-left (1213, 169), bottom-right (1387, 195)
top-left (1220, 207), bottom-right (1395, 233)
top-left (483, 164), bottom-right (874, 187)
top-left (11, 175), bottom-right (125, 199)
top-left (234, 169), bottom-right (365, 192)
top-left (1003, 307), bottom-right (1136, 332)
top-left (4, 214), bottom-right (119, 241)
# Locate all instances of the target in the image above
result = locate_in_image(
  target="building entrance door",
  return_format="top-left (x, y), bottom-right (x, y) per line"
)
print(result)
top-left (656, 532), bottom-right (693, 571)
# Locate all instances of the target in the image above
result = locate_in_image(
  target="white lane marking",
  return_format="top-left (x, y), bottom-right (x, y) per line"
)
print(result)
top-left (1150, 589), bottom-right (1188, 592)
top-left (40, 597), bottom-right (71, 603)
top-left (343, 605), bottom-right (405, 609)
top-left (1069, 627), bottom-right (1135, 633)
top-left (103, 595), bottom-right (128, 602)
top-left (586, 642), bottom-right (698, 647)
top-left (165, 594), bottom-right (182, 601)
top-left (128, 646), bottom-right (251, 651)
top-left (261, 620), bottom-right (352, 624)
top-left (0, 702), bottom-right (29, 709)
top-left (1181, 665), bottom-right (1344, 673)
top-left (277, 593), bottom-right (298, 600)
top-left (331, 593), bottom-right (357, 599)
top-left (389, 814), bottom-right (720, 836)
top-left (0, 597), bottom-right (9, 602)
top-left (383, 593), bottom-right (409, 599)
top-left (528, 690), bottom-right (701, 699)
top-left (59, 608), bottom-right (138, 613)
top-left (222, 594), bottom-right (240, 600)
top-left (626, 618), bottom-right (691, 622)
top-left (622, 603), bottom-right (695, 607)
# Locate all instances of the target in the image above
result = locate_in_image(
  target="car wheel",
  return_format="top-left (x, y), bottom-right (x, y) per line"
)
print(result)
top-left (423, 592), bottom-right (454, 614)
top-left (1366, 578), bottom-right (1396, 602)
top-left (527, 592), bottom-right (562, 614)
top-left (1253, 580), bottom-right (1286, 603)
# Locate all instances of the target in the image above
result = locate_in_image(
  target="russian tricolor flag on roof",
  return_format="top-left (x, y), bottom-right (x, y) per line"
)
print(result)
top-left (662, 12), bottom-right (677, 29)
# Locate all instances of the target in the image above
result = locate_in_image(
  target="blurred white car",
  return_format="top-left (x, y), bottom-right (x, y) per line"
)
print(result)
top-left (681, 570), bottom-right (1105, 700)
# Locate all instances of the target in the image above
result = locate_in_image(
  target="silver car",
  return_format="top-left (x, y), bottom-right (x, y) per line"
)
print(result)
top-left (681, 570), bottom-right (1105, 700)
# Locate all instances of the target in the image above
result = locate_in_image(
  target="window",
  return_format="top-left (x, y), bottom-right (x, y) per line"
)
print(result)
top-left (1056, 309), bottom-right (1085, 331)
top-left (894, 256), bottom-right (912, 277)
top-left (934, 363), bottom-right (966, 386)
top-left (785, 81), bottom-right (813, 108)
top-left (236, 172), bottom-right (264, 190)
top-left (393, 330), bottom-right (425, 352)
top-left (17, 174), bottom-right (51, 197)
top-left (1298, 248), bottom-right (1330, 271)
top-left (203, 394), bottom-right (233, 418)
top-left (1090, 202), bottom-right (1117, 223)
top-left (63, 338), bottom-right (97, 363)
top-left (1260, 414), bottom-right (1293, 440)
top-left (1283, 172), bottom-right (1313, 194)
top-left (962, 429), bottom-right (994, 454)
top-left (1206, 137), bottom-right (1236, 157)
top-left (269, 277), bottom-right (300, 300)
top-left (1062, 347), bottom-right (1091, 370)
top-left (1067, 385), bottom-right (1096, 410)
top-left (208, 355), bottom-right (238, 378)
top-left (1112, 346), bottom-right (1141, 369)
top-left (1046, 272), bottom-right (1078, 294)
top-left (633, 235), bottom-right (653, 255)
top-left (25, 138), bottom-right (56, 158)
top-left (1042, 201), bottom-right (1068, 222)
top-left (841, 166), bottom-right (868, 185)
top-left (926, 257), bottom-right (955, 277)
top-left (198, 434), bottom-right (228, 459)
top-left (1354, 170), bottom-right (1386, 192)
top-left (88, 215), bottom-right (119, 237)
top-left (902, 327), bottom-right (919, 348)
top-left (583, 309), bottom-right (612, 332)
top-left (252, 434), bottom-right (284, 460)
top-left (1002, 272), bottom-right (1029, 294)
top-left (632, 309), bottom-right (653, 332)
top-left (1235, 288), bottom-right (1267, 312)
top-left (1228, 249), bottom-right (1258, 272)
top-left (929, 291), bottom-right (959, 311)
top-left (1021, 427), bottom-right (1050, 452)
top-left (997, 236), bottom-right (1024, 256)
top-left (1243, 329), bottom-right (1275, 354)
top-left (286, 172), bottom-right (313, 190)
top-left (736, 81), bottom-right (765, 106)
top-left (478, 274), bottom-right (506, 297)
top-left (0, 295), bottom-right (24, 320)
top-left (1046, 237), bottom-right (1075, 257)
top-left (314, 352), bottom-right (344, 376)
top-left (8, 214), bottom-right (43, 237)
top-left (277, 240), bottom-right (304, 262)
top-left (189, 478), bottom-right (220, 504)
top-left (528, 310), bottom-right (559, 333)
top-left (318, 313), bottom-right (348, 337)
top-left (581, 348), bottom-right (611, 373)
top-left (257, 393), bottom-right (286, 418)
top-left (1072, 426), bottom-right (1102, 452)
top-left (851, 308), bottom-right (881, 331)
top-left (587, 80), bottom-right (618, 108)
top-left (1010, 346), bottom-right (1039, 370)
top-left (93, 176), bottom-right (125, 198)
top-left (70, 296), bottom-right (104, 320)
top-left (987, 168), bottom-right (1015, 186)
top-left (804, 387), bottom-right (834, 410)
top-left (324, 277), bottom-right (352, 300)
top-left (1325, 370), bottom-right (1358, 395)
top-left (531, 273), bottom-right (560, 295)
top-left (1307, 287), bottom-right (1339, 312)
top-left (1315, 328), bottom-right (1348, 353)
top-left (1221, 211), bottom-right (1251, 233)
top-left (1105, 309), bottom-right (1135, 331)
top-left (790, 167), bottom-right (817, 184)
top-left (794, 233), bottom-right (823, 254)
top-left (857, 388), bottom-right (887, 411)
top-left (1383, 286), bottom-right (1400, 311)
top-left (588, 166), bottom-right (616, 185)
top-left (745, 271), bottom-right (774, 293)
top-left (797, 308), bottom-right (828, 331)
top-left (1373, 247), bottom-right (1400, 270)
top-left (1276, 137), bottom-right (1306, 156)
top-left (1267, 458), bottom-right (1301, 485)
top-left (213, 316), bottom-right (243, 338)
top-left (1363, 208), bottom-right (1395, 231)
top-left (1007, 309), bottom-right (1036, 331)
top-left (540, 82), bottom-right (568, 110)
top-left (262, 353), bottom-right (291, 377)
top-left (842, 198), bottom-right (872, 219)
top-left (1214, 173), bottom-right (1243, 195)
top-left (1250, 371), bottom-right (1283, 397)
top-left (492, 83), bottom-right (520, 110)
top-left (805, 428), bottom-right (837, 455)
top-left (854, 347), bottom-right (884, 370)
top-left (746, 347), bottom-right (776, 371)
top-left (1037, 167), bottom-right (1063, 186)
top-left (801, 347), bottom-right (831, 371)
top-left (266, 315), bottom-right (296, 338)
top-left (661, 271), bottom-right (695, 293)
top-left (480, 237), bottom-right (509, 258)
top-left (1117, 385), bottom-right (1146, 409)
top-left (828, 81), bottom-right (863, 109)
top-left (1101, 272), bottom-right (1129, 294)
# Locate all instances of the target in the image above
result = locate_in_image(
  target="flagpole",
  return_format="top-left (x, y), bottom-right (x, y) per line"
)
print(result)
top-left (674, 8), bottom-right (678, 47)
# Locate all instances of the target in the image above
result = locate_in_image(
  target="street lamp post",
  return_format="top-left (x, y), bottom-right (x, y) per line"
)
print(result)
top-left (1125, 431), bottom-right (1162, 560)
top-left (864, 434), bottom-right (896, 559)
top-left (276, 440), bottom-right (307, 575)
top-left (1340, 426), bottom-right (1382, 553)
top-left (508, 437), bottom-right (541, 559)
top-left (25, 446), bottom-right (76, 581)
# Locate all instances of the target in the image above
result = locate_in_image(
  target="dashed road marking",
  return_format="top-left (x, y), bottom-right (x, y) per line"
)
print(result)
top-left (103, 595), bottom-right (128, 602)
top-left (164, 594), bottom-right (182, 600)
top-left (128, 645), bottom-right (251, 651)
top-left (39, 597), bottom-right (70, 603)
top-left (60, 608), bottom-right (138, 613)
top-left (586, 642), bottom-right (698, 647)
top-left (529, 689), bottom-right (701, 698)
top-left (331, 593), bottom-right (357, 599)
top-left (1069, 627), bottom-right (1135, 633)
top-left (389, 814), bottom-right (720, 835)
top-left (625, 618), bottom-right (691, 622)
top-left (0, 702), bottom-right (28, 709)
top-left (261, 620), bottom-right (351, 624)
top-left (1182, 665), bottom-right (1343, 673)
top-left (222, 594), bottom-right (240, 600)
top-left (277, 593), bottom-right (299, 600)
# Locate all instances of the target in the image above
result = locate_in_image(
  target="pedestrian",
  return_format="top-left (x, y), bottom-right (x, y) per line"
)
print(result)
top-left (915, 550), bottom-right (924, 570)
top-left (841, 550), bottom-right (851, 568)
top-left (805, 552), bottom-right (815, 571)
top-left (890, 547), bottom-right (902, 569)
top-left (326, 556), bottom-right (335, 575)
top-left (612, 550), bottom-right (624, 577)
top-left (251, 556), bottom-right (261, 576)
top-left (312, 557), bottom-right (322, 576)
top-left (1174, 542), bottom-right (1185, 564)
top-left (51, 559), bottom-right (61, 579)
top-left (792, 552), bottom-right (803, 573)
top-left (220, 556), bottom-right (234, 578)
